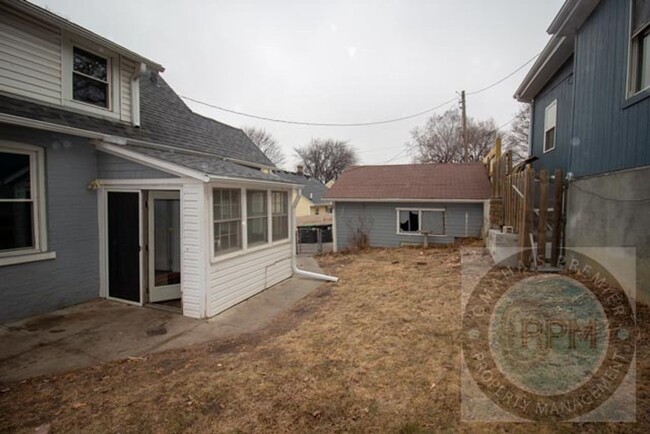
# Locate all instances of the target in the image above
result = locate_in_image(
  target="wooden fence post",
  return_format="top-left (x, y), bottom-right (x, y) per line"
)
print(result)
top-left (538, 169), bottom-right (549, 267)
top-left (551, 169), bottom-right (564, 267)
top-left (518, 166), bottom-right (535, 266)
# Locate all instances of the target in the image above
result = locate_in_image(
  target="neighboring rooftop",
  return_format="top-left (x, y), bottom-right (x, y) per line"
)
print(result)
top-left (277, 171), bottom-right (331, 204)
top-left (325, 163), bottom-right (491, 201)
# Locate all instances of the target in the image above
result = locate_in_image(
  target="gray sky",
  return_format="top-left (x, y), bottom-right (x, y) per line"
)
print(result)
top-left (34, 0), bottom-right (563, 168)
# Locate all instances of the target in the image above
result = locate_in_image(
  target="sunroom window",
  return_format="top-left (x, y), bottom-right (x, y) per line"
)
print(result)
top-left (72, 47), bottom-right (109, 108)
top-left (213, 188), bottom-right (242, 255)
top-left (0, 147), bottom-right (39, 253)
top-left (247, 190), bottom-right (268, 247)
top-left (271, 191), bottom-right (288, 241)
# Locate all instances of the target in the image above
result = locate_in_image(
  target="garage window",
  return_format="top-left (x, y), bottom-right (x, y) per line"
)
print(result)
top-left (397, 208), bottom-right (445, 235)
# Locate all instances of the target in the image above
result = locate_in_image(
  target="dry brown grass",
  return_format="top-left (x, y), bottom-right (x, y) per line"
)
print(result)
top-left (0, 245), bottom-right (648, 433)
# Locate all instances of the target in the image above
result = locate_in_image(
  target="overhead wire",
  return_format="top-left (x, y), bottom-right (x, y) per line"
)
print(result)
top-left (180, 51), bottom-right (541, 128)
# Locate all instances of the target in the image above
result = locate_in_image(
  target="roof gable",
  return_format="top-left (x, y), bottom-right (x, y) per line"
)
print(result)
top-left (325, 163), bottom-right (491, 201)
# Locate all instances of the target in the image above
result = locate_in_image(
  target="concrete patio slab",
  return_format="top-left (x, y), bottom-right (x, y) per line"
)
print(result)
top-left (0, 255), bottom-right (329, 383)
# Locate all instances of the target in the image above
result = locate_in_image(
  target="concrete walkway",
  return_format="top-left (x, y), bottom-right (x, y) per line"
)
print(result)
top-left (0, 255), bottom-right (327, 383)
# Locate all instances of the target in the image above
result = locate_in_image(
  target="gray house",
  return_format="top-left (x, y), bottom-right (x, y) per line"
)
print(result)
top-left (0, 0), bottom-right (313, 322)
top-left (514, 0), bottom-right (649, 302)
top-left (325, 163), bottom-right (491, 251)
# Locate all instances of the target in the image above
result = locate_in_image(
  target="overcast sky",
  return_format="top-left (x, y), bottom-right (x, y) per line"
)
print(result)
top-left (34, 0), bottom-right (563, 168)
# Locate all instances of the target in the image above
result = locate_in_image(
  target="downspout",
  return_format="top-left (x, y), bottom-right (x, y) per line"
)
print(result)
top-left (291, 189), bottom-right (339, 282)
top-left (131, 62), bottom-right (146, 127)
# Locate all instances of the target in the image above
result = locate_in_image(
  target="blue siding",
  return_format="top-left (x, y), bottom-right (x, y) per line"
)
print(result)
top-left (97, 152), bottom-right (176, 179)
top-left (335, 201), bottom-right (484, 250)
top-left (531, 57), bottom-right (574, 174)
top-left (571, 0), bottom-right (650, 177)
top-left (531, 0), bottom-right (650, 177)
top-left (0, 126), bottom-right (100, 322)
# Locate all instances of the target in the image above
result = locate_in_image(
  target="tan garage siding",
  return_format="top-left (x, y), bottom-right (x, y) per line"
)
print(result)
top-left (0, 6), bottom-right (62, 105)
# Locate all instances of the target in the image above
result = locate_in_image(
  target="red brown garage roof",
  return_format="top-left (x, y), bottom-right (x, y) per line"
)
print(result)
top-left (324, 163), bottom-right (491, 201)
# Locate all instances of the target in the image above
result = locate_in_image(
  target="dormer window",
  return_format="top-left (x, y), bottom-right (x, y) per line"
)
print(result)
top-left (72, 47), bottom-right (109, 108)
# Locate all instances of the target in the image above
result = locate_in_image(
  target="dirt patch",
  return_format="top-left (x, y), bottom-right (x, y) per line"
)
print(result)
top-left (0, 245), bottom-right (648, 433)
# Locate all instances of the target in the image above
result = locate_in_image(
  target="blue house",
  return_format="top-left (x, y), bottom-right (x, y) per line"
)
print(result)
top-left (0, 1), bottom-right (314, 322)
top-left (515, 0), bottom-right (649, 302)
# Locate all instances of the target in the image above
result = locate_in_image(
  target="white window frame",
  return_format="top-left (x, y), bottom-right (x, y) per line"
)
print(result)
top-left (210, 186), bottom-right (292, 262)
top-left (212, 187), bottom-right (243, 256)
top-left (246, 189), bottom-right (269, 248)
top-left (627, 0), bottom-right (650, 97)
top-left (543, 100), bottom-right (557, 153)
top-left (396, 208), bottom-right (446, 236)
top-left (271, 190), bottom-right (289, 242)
top-left (0, 141), bottom-right (54, 266)
top-left (61, 33), bottom-right (121, 119)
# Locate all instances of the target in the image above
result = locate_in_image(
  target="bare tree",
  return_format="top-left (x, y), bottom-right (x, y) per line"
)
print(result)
top-left (243, 126), bottom-right (286, 167)
top-left (294, 138), bottom-right (358, 184)
top-left (407, 107), bottom-right (497, 163)
top-left (503, 104), bottom-right (530, 164)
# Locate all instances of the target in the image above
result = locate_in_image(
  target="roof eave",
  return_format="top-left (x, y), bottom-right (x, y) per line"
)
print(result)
top-left (514, 0), bottom-right (600, 102)
top-left (6, 0), bottom-right (165, 72)
top-left (514, 35), bottom-right (574, 103)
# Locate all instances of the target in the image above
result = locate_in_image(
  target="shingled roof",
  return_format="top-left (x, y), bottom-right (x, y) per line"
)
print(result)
top-left (0, 71), bottom-right (274, 170)
top-left (325, 163), bottom-right (491, 201)
top-left (276, 172), bottom-right (331, 204)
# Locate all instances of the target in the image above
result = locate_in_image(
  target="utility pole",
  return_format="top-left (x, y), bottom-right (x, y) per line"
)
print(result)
top-left (460, 90), bottom-right (468, 162)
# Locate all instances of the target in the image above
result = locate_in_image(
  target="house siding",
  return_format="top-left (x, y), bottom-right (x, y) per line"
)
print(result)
top-left (570, 0), bottom-right (650, 177)
top-left (208, 243), bottom-right (293, 317)
top-left (531, 57), bottom-right (574, 174)
top-left (97, 152), bottom-right (176, 179)
top-left (334, 201), bottom-right (484, 250)
top-left (179, 183), bottom-right (207, 319)
top-left (0, 126), bottom-right (99, 322)
top-left (0, 6), bottom-right (62, 106)
top-left (0, 4), bottom-right (137, 123)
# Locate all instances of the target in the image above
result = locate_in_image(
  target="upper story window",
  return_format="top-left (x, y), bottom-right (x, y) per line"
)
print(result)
top-left (629, 0), bottom-right (650, 95)
top-left (72, 47), bottom-right (110, 108)
top-left (544, 100), bottom-right (557, 153)
top-left (0, 142), bottom-right (47, 257)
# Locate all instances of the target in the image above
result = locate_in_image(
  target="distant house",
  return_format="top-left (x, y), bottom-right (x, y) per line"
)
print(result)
top-left (278, 167), bottom-right (332, 227)
top-left (325, 163), bottom-right (491, 251)
top-left (0, 1), bottom-right (308, 322)
top-left (514, 0), bottom-right (649, 300)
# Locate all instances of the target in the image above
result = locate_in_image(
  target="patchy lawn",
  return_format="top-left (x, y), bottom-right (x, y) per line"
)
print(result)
top-left (0, 246), bottom-right (648, 433)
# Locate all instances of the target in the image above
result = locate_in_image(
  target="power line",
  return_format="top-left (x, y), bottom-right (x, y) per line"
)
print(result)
top-left (180, 51), bottom-right (541, 128)
top-left (466, 52), bottom-right (541, 96)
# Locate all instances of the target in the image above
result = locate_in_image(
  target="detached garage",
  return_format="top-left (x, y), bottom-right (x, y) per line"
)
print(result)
top-left (325, 163), bottom-right (491, 251)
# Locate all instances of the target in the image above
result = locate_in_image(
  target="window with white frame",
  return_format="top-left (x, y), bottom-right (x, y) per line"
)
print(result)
top-left (629, 0), bottom-right (650, 95)
top-left (0, 144), bottom-right (44, 255)
top-left (397, 209), bottom-right (445, 235)
top-left (543, 101), bottom-right (557, 153)
top-left (213, 188), bottom-right (242, 255)
top-left (398, 210), bottom-right (420, 233)
top-left (271, 191), bottom-right (289, 241)
top-left (247, 190), bottom-right (268, 247)
top-left (72, 46), bottom-right (110, 108)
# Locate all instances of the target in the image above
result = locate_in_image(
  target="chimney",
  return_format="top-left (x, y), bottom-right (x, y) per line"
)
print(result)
top-left (296, 165), bottom-right (304, 175)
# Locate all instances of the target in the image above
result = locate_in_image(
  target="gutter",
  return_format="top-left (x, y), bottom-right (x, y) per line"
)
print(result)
top-left (291, 189), bottom-right (339, 283)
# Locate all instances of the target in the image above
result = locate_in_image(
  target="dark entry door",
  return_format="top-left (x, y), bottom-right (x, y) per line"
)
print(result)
top-left (107, 192), bottom-right (141, 302)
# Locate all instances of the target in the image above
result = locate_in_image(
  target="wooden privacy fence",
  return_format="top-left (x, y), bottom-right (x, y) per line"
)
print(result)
top-left (489, 149), bottom-right (565, 269)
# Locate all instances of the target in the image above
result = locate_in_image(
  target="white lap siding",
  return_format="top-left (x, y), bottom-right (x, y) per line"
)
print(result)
top-left (207, 243), bottom-right (293, 317)
top-left (180, 182), bottom-right (208, 318)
